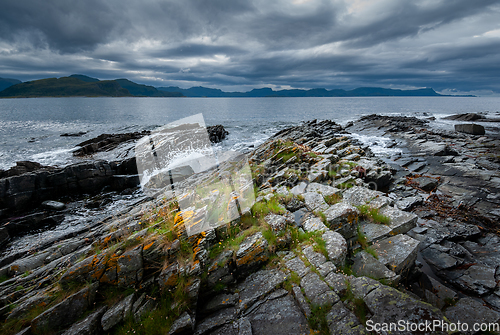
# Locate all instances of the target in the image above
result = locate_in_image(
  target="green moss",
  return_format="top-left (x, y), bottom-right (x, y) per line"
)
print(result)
top-left (355, 225), bottom-right (378, 258)
top-left (273, 140), bottom-right (295, 153)
top-left (339, 262), bottom-right (354, 276)
top-left (213, 282), bottom-right (226, 292)
top-left (262, 228), bottom-right (277, 248)
top-left (290, 271), bottom-right (301, 284)
top-left (121, 235), bottom-right (143, 251)
top-left (338, 181), bottom-right (354, 189)
top-left (351, 298), bottom-right (368, 325)
top-left (340, 273), bottom-right (368, 325)
top-left (344, 161), bottom-right (358, 168)
top-left (288, 227), bottom-right (321, 250)
top-left (356, 205), bottom-right (390, 225)
top-left (308, 304), bottom-right (331, 334)
top-left (312, 235), bottom-right (328, 258)
top-left (274, 192), bottom-right (294, 206)
top-left (306, 152), bottom-right (318, 158)
top-left (208, 223), bottom-right (260, 258)
top-left (371, 211), bottom-right (390, 225)
top-left (323, 194), bottom-right (341, 205)
top-left (356, 225), bottom-right (368, 249)
top-left (172, 275), bottom-right (189, 306)
top-left (277, 150), bottom-right (298, 163)
top-left (111, 293), bottom-right (181, 335)
top-left (314, 210), bottom-right (327, 225)
top-left (0, 303), bottom-right (48, 335)
top-left (365, 246), bottom-right (378, 259)
top-left (267, 198), bottom-right (285, 215)
top-left (92, 244), bottom-right (102, 255)
top-left (285, 169), bottom-right (303, 179)
top-left (341, 280), bottom-right (353, 301)
top-left (179, 238), bottom-right (194, 260)
top-left (251, 201), bottom-right (270, 217)
top-left (208, 242), bottom-right (225, 260)
top-left (100, 286), bottom-right (136, 307)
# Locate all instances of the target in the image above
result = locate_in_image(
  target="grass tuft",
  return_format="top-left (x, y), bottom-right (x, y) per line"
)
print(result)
top-left (355, 225), bottom-right (378, 259)
top-left (356, 205), bottom-right (390, 225)
top-left (308, 304), bottom-right (331, 334)
top-left (267, 198), bottom-right (286, 215)
top-left (251, 201), bottom-right (270, 217)
top-left (314, 210), bottom-right (327, 225)
top-left (312, 235), bottom-right (328, 258)
top-left (323, 194), bottom-right (341, 205)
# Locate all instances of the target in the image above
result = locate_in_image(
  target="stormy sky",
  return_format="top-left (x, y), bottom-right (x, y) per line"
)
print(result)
top-left (1, 0), bottom-right (500, 95)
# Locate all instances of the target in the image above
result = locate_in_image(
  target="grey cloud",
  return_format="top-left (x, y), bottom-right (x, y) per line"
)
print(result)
top-left (147, 44), bottom-right (244, 58)
top-left (339, 0), bottom-right (500, 48)
top-left (0, 0), bottom-right (119, 52)
top-left (0, 0), bottom-right (499, 94)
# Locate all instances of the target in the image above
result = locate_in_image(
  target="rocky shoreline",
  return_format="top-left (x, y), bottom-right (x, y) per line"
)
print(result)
top-left (0, 115), bottom-right (499, 335)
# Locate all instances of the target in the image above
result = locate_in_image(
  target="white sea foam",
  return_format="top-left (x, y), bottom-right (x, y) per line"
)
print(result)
top-left (349, 133), bottom-right (402, 156)
top-left (30, 147), bottom-right (78, 167)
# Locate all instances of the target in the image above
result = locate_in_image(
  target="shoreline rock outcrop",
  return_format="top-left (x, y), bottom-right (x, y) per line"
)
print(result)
top-left (0, 117), bottom-right (499, 335)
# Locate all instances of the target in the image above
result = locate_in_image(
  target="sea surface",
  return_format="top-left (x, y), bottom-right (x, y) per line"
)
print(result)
top-left (0, 96), bottom-right (499, 170)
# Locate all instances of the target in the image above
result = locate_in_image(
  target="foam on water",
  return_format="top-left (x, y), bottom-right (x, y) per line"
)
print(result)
top-left (30, 147), bottom-right (79, 167)
top-left (1, 96), bottom-right (498, 170)
top-left (349, 133), bottom-right (403, 157)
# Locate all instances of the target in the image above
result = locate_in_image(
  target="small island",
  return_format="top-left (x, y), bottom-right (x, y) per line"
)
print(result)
top-left (0, 75), bottom-right (183, 98)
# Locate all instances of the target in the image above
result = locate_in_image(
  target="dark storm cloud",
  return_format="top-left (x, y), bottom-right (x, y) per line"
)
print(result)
top-left (1, 0), bottom-right (500, 94)
top-left (147, 44), bottom-right (245, 59)
top-left (338, 0), bottom-right (500, 48)
top-left (0, 0), bottom-right (119, 52)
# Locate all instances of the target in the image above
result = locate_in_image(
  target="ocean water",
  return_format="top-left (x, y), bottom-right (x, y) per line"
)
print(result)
top-left (0, 96), bottom-right (499, 170)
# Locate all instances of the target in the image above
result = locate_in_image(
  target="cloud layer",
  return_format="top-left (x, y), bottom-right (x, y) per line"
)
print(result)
top-left (1, 0), bottom-right (499, 94)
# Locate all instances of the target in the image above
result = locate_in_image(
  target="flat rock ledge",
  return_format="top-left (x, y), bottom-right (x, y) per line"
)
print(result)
top-left (0, 118), bottom-right (499, 335)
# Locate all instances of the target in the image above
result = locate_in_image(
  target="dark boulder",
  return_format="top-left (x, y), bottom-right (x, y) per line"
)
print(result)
top-left (0, 161), bottom-right (51, 179)
top-left (413, 176), bottom-right (439, 192)
top-left (0, 226), bottom-right (9, 246)
top-left (41, 200), bottom-right (66, 211)
top-left (455, 123), bottom-right (485, 135)
top-left (433, 144), bottom-right (459, 156)
top-left (3, 212), bottom-right (65, 237)
top-left (31, 283), bottom-right (99, 334)
top-left (207, 125), bottom-right (229, 143)
top-left (61, 306), bottom-right (107, 335)
top-left (0, 159), bottom-right (139, 217)
top-left (60, 132), bottom-right (87, 137)
top-left (443, 113), bottom-right (486, 121)
top-left (73, 131), bottom-right (150, 156)
top-left (168, 312), bottom-right (194, 335)
top-left (101, 293), bottom-right (136, 331)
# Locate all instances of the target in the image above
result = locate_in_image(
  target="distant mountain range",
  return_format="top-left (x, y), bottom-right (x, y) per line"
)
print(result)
top-left (0, 74), bottom-right (474, 98)
top-left (158, 86), bottom-right (453, 97)
top-left (0, 75), bottom-right (182, 98)
top-left (0, 77), bottom-right (22, 92)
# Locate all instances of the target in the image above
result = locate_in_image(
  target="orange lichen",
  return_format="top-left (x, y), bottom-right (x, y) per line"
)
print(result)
top-left (163, 273), bottom-right (178, 287)
top-left (102, 235), bottom-right (112, 245)
top-left (236, 243), bottom-right (268, 267)
top-left (143, 241), bottom-right (155, 251)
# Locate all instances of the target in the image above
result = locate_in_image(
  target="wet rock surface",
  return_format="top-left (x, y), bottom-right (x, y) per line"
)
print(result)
top-left (352, 114), bottom-right (500, 313)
